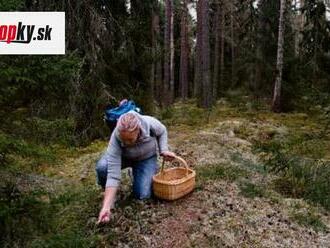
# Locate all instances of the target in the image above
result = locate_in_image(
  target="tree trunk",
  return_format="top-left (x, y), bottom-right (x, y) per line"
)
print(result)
top-left (294, 0), bottom-right (305, 56)
top-left (220, 3), bottom-right (225, 91)
top-left (151, 8), bottom-right (156, 99)
top-left (230, 2), bottom-right (235, 87)
top-left (200, 0), bottom-right (211, 108)
top-left (170, 3), bottom-right (175, 102)
top-left (179, 0), bottom-right (189, 100)
top-left (255, 40), bottom-right (262, 93)
top-left (272, 0), bottom-right (286, 112)
top-left (255, 3), bottom-right (264, 95)
top-left (212, 0), bottom-right (221, 100)
top-left (194, 0), bottom-right (202, 97)
top-left (153, 2), bottom-right (162, 104)
top-left (164, 0), bottom-right (173, 105)
top-left (188, 15), bottom-right (194, 97)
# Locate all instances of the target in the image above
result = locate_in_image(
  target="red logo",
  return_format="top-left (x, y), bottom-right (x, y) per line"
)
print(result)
top-left (0, 22), bottom-right (52, 44)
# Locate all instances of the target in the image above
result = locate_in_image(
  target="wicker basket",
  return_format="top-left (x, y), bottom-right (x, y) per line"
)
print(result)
top-left (152, 155), bottom-right (196, 200)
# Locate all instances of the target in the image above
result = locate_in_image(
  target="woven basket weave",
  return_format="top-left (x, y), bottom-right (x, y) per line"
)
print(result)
top-left (152, 155), bottom-right (196, 200)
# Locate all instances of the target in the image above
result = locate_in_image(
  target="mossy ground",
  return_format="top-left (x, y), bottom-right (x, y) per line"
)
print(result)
top-left (1, 96), bottom-right (330, 247)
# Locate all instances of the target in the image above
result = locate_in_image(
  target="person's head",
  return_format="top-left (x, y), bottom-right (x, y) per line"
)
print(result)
top-left (117, 112), bottom-right (141, 146)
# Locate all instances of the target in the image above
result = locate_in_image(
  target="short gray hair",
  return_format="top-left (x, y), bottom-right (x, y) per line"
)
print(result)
top-left (117, 112), bottom-right (141, 132)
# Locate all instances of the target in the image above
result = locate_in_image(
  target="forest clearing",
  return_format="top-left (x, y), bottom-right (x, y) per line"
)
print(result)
top-left (2, 98), bottom-right (330, 247)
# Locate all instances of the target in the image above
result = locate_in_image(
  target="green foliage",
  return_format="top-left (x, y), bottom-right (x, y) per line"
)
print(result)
top-left (321, 105), bottom-right (330, 135)
top-left (159, 106), bottom-right (175, 120)
top-left (275, 160), bottom-right (330, 210)
top-left (0, 184), bottom-right (54, 247)
top-left (297, 0), bottom-right (330, 94)
top-left (0, 132), bottom-right (56, 167)
top-left (239, 182), bottom-right (266, 198)
top-left (29, 231), bottom-right (96, 248)
top-left (197, 164), bottom-right (248, 183)
top-left (12, 118), bottom-right (76, 146)
top-left (0, 183), bottom-right (102, 247)
top-left (0, 51), bottom-right (109, 146)
top-left (254, 129), bottom-right (327, 160)
top-left (289, 205), bottom-right (328, 232)
top-left (254, 138), bottom-right (330, 210)
top-left (0, 53), bottom-right (81, 116)
top-left (159, 100), bottom-right (212, 127)
top-left (302, 0), bottom-right (330, 59)
top-left (0, 0), bottom-right (24, 10)
top-left (289, 80), bottom-right (330, 116)
top-left (230, 152), bottom-right (266, 174)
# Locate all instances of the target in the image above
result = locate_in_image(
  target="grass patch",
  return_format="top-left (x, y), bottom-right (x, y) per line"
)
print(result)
top-left (0, 132), bottom-right (57, 170)
top-left (275, 156), bottom-right (330, 210)
top-left (6, 117), bottom-right (76, 147)
top-left (197, 164), bottom-right (249, 183)
top-left (290, 206), bottom-right (328, 233)
top-left (232, 123), bottom-right (254, 140)
top-left (0, 182), bottom-right (105, 248)
top-left (254, 136), bottom-right (330, 210)
top-left (51, 139), bottom-right (106, 160)
top-left (239, 182), bottom-right (267, 198)
top-left (158, 97), bottom-right (259, 129)
top-left (159, 101), bottom-right (211, 127)
top-left (230, 152), bottom-right (266, 174)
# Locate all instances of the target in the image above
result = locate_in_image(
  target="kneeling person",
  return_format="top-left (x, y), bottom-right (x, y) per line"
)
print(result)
top-left (96, 111), bottom-right (175, 223)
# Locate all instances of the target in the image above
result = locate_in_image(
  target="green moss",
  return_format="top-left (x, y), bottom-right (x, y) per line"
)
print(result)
top-left (0, 132), bottom-right (57, 170)
top-left (2, 98), bottom-right (330, 247)
top-left (232, 123), bottom-right (252, 140)
top-left (290, 208), bottom-right (328, 233)
top-left (29, 230), bottom-right (99, 248)
top-left (257, 145), bottom-right (330, 210)
top-left (239, 182), bottom-right (267, 199)
top-left (197, 164), bottom-right (249, 184)
top-left (159, 101), bottom-right (209, 127)
top-left (230, 152), bottom-right (266, 174)
top-left (0, 183), bottom-right (107, 247)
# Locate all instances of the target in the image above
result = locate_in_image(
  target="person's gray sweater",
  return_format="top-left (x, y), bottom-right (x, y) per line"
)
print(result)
top-left (105, 111), bottom-right (169, 188)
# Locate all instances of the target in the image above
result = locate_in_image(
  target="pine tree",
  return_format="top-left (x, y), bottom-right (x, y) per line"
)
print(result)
top-left (272, 0), bottom-right (286, 112)
top-left (179, 0), bottom-right (189, 100)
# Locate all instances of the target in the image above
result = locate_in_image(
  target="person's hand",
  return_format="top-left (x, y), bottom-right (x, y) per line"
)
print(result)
top-left (160, 151), bottom-right (176, 161)
top-left (119, 99), bottom-right (128, 106)
top-left (97, 207), bottom-right (111, 224)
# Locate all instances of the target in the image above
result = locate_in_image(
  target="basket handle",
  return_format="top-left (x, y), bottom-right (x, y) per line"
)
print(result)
top-left (160, 155), bottom-right (189, 175)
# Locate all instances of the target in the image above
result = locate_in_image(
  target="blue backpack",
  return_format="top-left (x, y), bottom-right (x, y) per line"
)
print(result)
top-left (104, 100), bottom-right (141, 131)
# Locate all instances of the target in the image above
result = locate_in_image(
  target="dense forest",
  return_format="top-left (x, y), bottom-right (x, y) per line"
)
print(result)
top-left (1, 0), bottom-right (330, 144)
top-left (1, 0), bottom-right (330, 247)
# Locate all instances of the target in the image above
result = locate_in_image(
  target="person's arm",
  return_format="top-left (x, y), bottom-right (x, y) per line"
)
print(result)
top-left (97, 187), bottom-right (118, 223)
top-left (98, 131), bottom-right (122, 224)
top-left (146, 116), bottom-right (175, 160)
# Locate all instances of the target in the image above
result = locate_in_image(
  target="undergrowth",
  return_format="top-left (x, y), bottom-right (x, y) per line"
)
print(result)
top-left (254, 135), bottom-right (330, 210)
top-left (0, 182), bottom-right (103, 248)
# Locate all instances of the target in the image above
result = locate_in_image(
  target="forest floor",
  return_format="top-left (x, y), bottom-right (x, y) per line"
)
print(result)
top-left (2, 97), bottom-right (330, 247)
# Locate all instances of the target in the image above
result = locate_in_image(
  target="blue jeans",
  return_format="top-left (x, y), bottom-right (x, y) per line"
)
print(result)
top-left (95, 153), bottom-right (159, 200)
